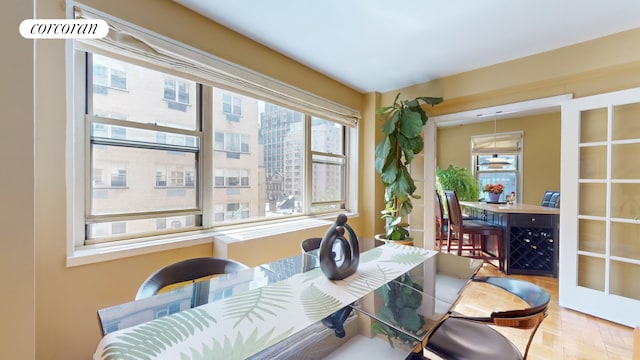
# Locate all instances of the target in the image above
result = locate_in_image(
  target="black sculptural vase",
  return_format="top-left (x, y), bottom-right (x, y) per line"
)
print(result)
top-left (319, 214), bottom-right (359, 280)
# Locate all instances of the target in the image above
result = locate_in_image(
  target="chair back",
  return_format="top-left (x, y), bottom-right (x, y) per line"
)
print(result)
top-left (135, 257), bottom-right (249, 300)
top-left (475, 276), bottom-right (550, 319)
top-left (426, 276), bottom-right (550, 360)
top-left (541, 190), bottom-right (560, 208)
top-left (435, 191), bottom-right (447, 241)
top-left (444, 190), bottom-right (463, 230)
top-left (300, 237), bottom-right (322, 253)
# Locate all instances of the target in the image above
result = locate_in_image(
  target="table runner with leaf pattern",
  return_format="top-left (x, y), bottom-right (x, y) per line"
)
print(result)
top-left (94, 243), bottom-right (435, 360)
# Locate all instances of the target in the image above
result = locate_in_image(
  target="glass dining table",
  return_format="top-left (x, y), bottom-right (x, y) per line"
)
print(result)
top-left (95, 243), bottom-right (483, 360)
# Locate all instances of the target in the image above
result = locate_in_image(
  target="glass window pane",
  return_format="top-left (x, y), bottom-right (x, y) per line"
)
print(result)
top-left (580, 146), bottom-right (607, 179)
top-left (312, 154), bottom-right (345, 203)
top-left (92, 54), bottom-right (197, 131)
top-left (578, 183), bottom-right (606, 217)
top-left (580, 108), bottom-right (608, 143)
top-left (611, 183), bottom-right (640, 219)
top-left (91, 122), bottom-right (198, 148)
top-left (578, 219), bottom-right (606, 254)
top-left (91, 145), bottom-right (197, 215)
top-left (612, 143), bottom-right (640, 179)
top-left (610, 261), bottom-right (640, 300)
top-left (477, 171), bottom-right (517, 201)
top-left (613, 102), bottom-right (640, 141)
top-left (611, 222), bottom-right (640, 260)
top-left (88, 215), bottom-right (196, 241)
top-left (577, 255), bottom-right (605, 292)
top-left (477, 154), bottom-right (517, 171)
top-left (311, 117), bottom-right (344, 153)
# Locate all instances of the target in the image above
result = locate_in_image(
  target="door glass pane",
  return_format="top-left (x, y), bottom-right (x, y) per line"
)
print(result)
top-left (580, 108), bottom-right (608, 143)
top-left (578, 219), bottom-right (605, 254)
top-left (612, 143), bottom-right (640, 179)
top-left (610, 261), bottom-right (640, 300)
top-left (580, 146), bottom-right (607, 179)
top-left (613, 103), bottom-right (640, 140)
top-left (577, 255), bottom-right (605, 291)
top-left (579, 183), bottom-right (606, 217)
top-left (611, 222), bottom-right (640, 260)
top-left (611, 183), bottom-right (640, 219)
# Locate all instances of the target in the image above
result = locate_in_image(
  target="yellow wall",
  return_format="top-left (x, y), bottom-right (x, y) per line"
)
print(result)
top-left (2, 1), bottom-right (35, 359)
top-left (7, 0), bottom-right (640, 358)
top-left (437, 112), bottom-right (561, 204)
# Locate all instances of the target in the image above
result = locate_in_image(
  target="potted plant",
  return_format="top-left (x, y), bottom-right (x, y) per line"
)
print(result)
top-left (483, 183), bottom-right (504, 203)
top-left (374, 93), bottom-right (443, 244)
top-left (436, 165), bottom-right (480, 202)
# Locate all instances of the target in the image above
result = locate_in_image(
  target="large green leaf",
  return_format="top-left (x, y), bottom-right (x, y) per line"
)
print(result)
top-left (380, 111), bottom-right (399, 136)
top-left (379, 153), bottom-right (399, 185)
top-left (398, 110), bottom-right (423, 139)
top-left (415, 96), bottom-right (443, 106)
top-left (374, 137), bottom-right (390, 173)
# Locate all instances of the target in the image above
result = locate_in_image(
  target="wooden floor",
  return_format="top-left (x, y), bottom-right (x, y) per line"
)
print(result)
top-left (432, 262), bottom-right (634, 359)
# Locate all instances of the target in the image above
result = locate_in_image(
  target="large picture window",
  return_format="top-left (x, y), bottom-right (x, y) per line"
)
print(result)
top-left (76, 51), bottom-right (356, 245)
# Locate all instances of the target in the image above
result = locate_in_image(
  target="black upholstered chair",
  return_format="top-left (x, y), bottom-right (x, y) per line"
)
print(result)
top-left (135, 257), bottom-right (249, 300)
top-left (424, 276), bottom-right (550, 360)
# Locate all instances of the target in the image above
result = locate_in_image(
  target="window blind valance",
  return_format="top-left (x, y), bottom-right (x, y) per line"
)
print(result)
top-left (73, 6), bottom-right (360, 127)
top-left (471, 131), bottom-right (522, 154)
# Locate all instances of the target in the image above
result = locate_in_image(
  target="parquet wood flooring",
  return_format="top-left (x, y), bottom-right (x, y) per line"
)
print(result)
top-left (440, 263), bottom-right (634, 359)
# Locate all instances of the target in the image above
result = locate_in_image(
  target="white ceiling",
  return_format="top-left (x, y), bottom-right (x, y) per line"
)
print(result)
top-left (175, 0), bottom-right (640, 94)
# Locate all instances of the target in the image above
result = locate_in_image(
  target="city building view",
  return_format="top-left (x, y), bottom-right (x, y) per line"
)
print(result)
top-left (87, 53), bottom-right (346, 243)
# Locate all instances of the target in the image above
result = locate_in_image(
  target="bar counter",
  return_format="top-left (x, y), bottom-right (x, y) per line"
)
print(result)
top-left (459, 201), bottom-right (560, 277)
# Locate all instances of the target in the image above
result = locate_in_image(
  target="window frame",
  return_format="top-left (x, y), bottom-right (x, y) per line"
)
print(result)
top-left (71, 49), bottom-right (358, 252)
top-left (471, 131), bottom-right (524, 201)
top-left (69, 6), bottom-right (360, 264)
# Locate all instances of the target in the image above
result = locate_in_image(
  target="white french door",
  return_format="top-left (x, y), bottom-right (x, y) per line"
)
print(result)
top-left (560, 87), bottom-right (640, 327)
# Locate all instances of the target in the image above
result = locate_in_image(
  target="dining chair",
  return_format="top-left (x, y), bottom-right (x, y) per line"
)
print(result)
top-left (444, 190), bottom-right (504, 270)
top-left (541, 190), bottom-right (560, 208)
top-left (300, 237), bottom-right (322, 272)
top-left (135, 257), bottom-right (249, 300)
top-left (300, 237), bottom-right (322, 253)
top-left (435, 191), bottom-right (448, 251)
top-left (423, 276), bottom-right (550, 360)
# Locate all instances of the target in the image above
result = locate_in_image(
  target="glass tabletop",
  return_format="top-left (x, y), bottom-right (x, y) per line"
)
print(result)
top-left (349, 252), bottom-right (482, 345)
top-left (98, 251), bottom-right (320, 335)
top-left (97, 247), bottom-right (482, 360)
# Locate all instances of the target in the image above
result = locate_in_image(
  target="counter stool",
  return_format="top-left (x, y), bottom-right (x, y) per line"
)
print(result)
top-left (444, 190), bottom-right (504, 271)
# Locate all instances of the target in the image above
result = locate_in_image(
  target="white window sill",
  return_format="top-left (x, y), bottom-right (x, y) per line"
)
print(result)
top-left (66, 216), bottom-right (343, 267)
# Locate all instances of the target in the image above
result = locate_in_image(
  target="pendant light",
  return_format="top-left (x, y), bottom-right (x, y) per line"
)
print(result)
top-left (480, 117), bottom-right (511, 168)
